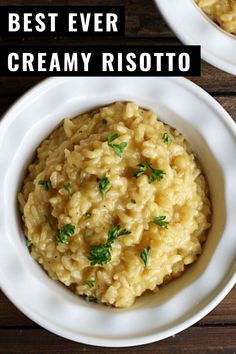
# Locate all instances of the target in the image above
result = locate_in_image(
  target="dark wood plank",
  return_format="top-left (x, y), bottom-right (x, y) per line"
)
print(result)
top-left (0, 326), bottom-right (235, 353)
top-left (0, 287), bottom-right (235, 328)
top-left (126, 0), bottom-right (171, 38)
top-left (0, 61), bottom-right (235, 100)
top-left (215, 96), bottom-right (236, 121)
top-left (189, 63), bottom-right (236, 95)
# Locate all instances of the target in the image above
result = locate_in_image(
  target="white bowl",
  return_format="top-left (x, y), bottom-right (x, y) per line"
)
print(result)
top-left (0, 77), bottom-right (235, 347)
top-left (154, 0), bottom-right (236, 75)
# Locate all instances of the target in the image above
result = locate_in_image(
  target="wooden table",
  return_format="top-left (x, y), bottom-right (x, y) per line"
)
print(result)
top-left (0, 0), bottom-right (235, 352)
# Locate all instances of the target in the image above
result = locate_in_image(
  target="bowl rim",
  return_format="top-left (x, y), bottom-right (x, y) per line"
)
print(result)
top-left (154, 0), bottom-right (236, 75)
top-left (0, 77), bottom-right (235, 347)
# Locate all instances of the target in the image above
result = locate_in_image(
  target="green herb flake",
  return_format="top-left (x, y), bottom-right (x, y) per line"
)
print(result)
top-left (131, 199), bottom-right (136, 204)
top-left (88, 244), bottom-right (111, 265)
top-left (102, 119), bottom-right (107, 124)
top-left (87, 295), bottom-right (97, 303)
top-left (88, 225), bottom-right (131, 265)
top-left (162, 132), bottom-right (172, 145)
top-left (133, 162), bottom-right (151, 178)
top-left (107, 225), bottom-right (131, 247)
top-left (84, 280), bottom-right (95, 288)
top-left (38, 179), bottom-right (52, 191)
top-left (84, 230), bottom-right (92, 237)
top-left (99, 175), bottom-right (111, 197)
top-left (148, 168), bottom-right (165, 183)
top-left (57, 224), bottom-right (75, 244)
top-left (108, 131), bottom-right (119, 144)
top-left (153, 216), bottom-right (169, 229)
top-left (107, 131), bottom-right (127, 158)
top-left (26, 239), bottom-right (32, 247)
top-left (133, 162), bottom-right (165, 183)
top-left (63, 183), bottom-right (72, 197)
top-left (110, 142), bottom-right (128, 157)
top-left (140, 246), bottom-right (151, 268)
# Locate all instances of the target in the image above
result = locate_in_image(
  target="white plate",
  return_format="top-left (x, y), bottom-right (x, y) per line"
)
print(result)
top-left (0, 77), bottom-right (235, 347)
top-left (155, 0), bottom-right (236, 75)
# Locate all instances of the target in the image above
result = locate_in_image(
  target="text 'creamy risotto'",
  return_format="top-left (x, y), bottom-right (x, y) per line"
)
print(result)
top-left (196, 0), bottom-right (236, 35)
top-left (18, 102), bottom-right (211, 308)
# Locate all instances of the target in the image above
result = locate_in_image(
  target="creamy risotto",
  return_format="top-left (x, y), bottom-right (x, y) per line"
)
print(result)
top-left (18, 102), bottom-right (211, 308)
top-left (196, 0), bottom-right (236, 35)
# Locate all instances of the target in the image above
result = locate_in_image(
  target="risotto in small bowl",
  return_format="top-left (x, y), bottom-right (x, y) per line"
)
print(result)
top-left (196, 0), bottom-right (236, 36)
top-left (155, 0), bottom-right (236, 74)
top-left (18, 102), bottom-right (211, 308)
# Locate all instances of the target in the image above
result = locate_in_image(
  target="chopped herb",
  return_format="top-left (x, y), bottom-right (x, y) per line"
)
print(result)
top-left (102, 119), bottom-right (107, 124)
top-left (133, 163), bottom-right (150, 178)
top-left (108, 131), bottom-right (119, 144)
top-left (148, 168), bottom-right (165, 183)
top-left (162, 132), bottom-right (172, 145)
top-left (26, 239), bottom-right (32, 247)
top-left (133, 162), bottom-right (165, 184)
top-left (88, 225), bottom-right (131, 265)
top-left (38, 179), bottom-right (52, 191)
top-left (63, 183), bottom-right (72, 197)
top-left (110, 142), bottom-right (128, 157)
top-left (84, 212), bottom-right (91, 218)
top-left (44, 215), bottom-right (55, 230)
top-left (84, 230), bottom-right (92, 237)
top-left (99, 175), bottom-right (111, 197)
top-left (88, 244), bottom-right (111, 265)
top-left (153, 216), bottom-right (169, 229)
top-left (107, 225), bottom-right (131, 246)
top-left (87, 295), bottom-right (97, 303)
top-left (107, 131), bottom-right (127, 157)
top-left (84, 280), bottom-right (95, 288)
top-left (131, 199), bottom-right (136, 204)
top-left (57, 224), bottom-right (75, 244)
top-left (140, 247), bottom-right (151, 268)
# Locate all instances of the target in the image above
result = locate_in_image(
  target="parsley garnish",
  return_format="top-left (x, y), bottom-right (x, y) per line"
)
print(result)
top-left (89, 244), bottom-right (111, 265)
top-left (153, 216), bottom-right (169, 229)
top-left (162, 132), bottom-right (172, 145)
top-left (26, 239), bottom-right (32, 247)
top-left (57, 224), bottom-right (75, 244)
top-left (63, 183), bottom-right (72, 197)
top-left (148, 168), bottom-right (165, 183)
top-left (84, 280), bottom-right (95, 288)
top-left (140, 247), bottom-right (151, 268)
top-left (107, 131), bottom-right (127, 157)
top-left (87, 295), bottom-right (97, 303)
top-left (99, 175), bottom-right (111, 197)
top-left (38, 179), bottom-right (52, 191)
top-left (88, 225), bottom-right (131, 265)
top-left (133, 162), bottom-right (151, 178)
top-left (133, 162), bottom-right (165, 183)
top-left (131, 199), bottom-right (136, 204)
top-left (108, 131), bottom-right (119, 143)
top-left (106, 225), bottom-right (131, 246)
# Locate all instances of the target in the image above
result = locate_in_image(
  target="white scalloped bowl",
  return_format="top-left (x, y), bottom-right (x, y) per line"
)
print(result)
top-left (0, 77), bottom-right (235, 347)
top-left (155, 0), bottom-right (236, 75)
